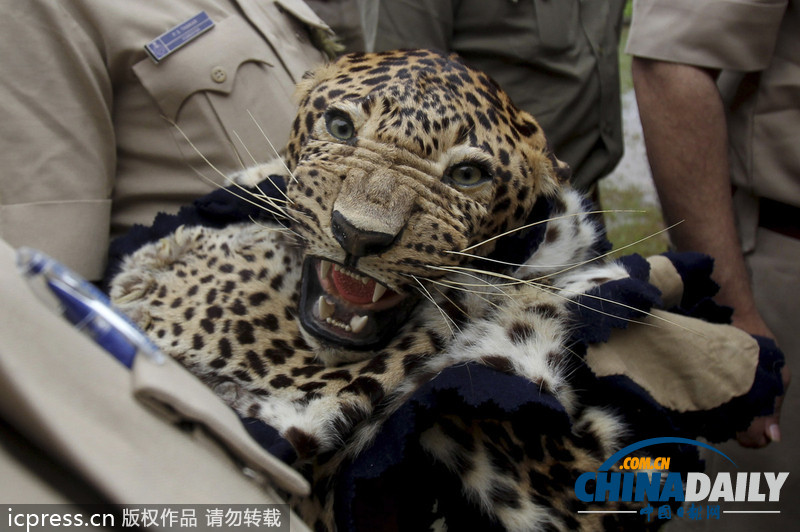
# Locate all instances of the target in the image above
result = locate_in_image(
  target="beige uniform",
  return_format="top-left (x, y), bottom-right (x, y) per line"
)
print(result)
top-left (628, 0), bottom-right (800, 529)
top-left (0, 240), bottom-right (312, 528)
top-left (0, 0), bottom-right (329, 514)
top-left (0, 0), bottom-right (330, 280)
top-left (358, 0), bottom-right (626, 192)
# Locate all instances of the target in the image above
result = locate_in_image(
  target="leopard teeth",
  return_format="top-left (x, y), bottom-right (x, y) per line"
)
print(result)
top-left (326, 317), bottom-right (351, 332)
top-left (372, 283), bottom-right (387, 303)
top-left (349, 315), bottom-right (368, 334)
top-left (318, 296), bottom-right (334, 320)
top-left (333, 263), bottom-right (369, 283)
top-left (320, 260), bottom-right (332, 279)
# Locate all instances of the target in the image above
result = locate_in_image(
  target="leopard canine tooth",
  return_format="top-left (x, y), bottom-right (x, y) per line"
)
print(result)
top-left (372, 283), bottom-right (387, 303)
top-left (349, 315), bottom-right (369, 334)
top-left (320, 260), bottom-right (332, 279)
top-left (318, 296), bottom-right (334, 320)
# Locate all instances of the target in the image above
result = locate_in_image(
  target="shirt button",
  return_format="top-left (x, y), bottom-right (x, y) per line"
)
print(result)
top-left (211, 66), bottom-right (227, 83)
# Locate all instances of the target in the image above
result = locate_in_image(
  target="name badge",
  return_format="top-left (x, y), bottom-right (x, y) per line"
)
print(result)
top-left (145, 11), bottom-right (215, 63)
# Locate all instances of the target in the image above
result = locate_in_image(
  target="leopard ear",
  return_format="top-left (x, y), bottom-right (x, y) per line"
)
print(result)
top-left (510, 108), bottom-right (565, 197)
top-left (510, 108), bottom-right (543, 141)
top-left (547, 151), bottom-right (572, 185)
top-left (293, 61), bottom-right (338, 105)
top-left (293, 68), bottom-right (321, 105)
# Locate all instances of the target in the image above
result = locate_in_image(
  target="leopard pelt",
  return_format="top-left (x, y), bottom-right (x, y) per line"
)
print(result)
top-left (109, 50), bottom-right (659, 531)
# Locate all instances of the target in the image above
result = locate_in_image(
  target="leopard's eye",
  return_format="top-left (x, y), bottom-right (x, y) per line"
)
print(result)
top-left (325, 111), bottom-right (355, 141)
top-left (446, 163), bottom-right (491, 187)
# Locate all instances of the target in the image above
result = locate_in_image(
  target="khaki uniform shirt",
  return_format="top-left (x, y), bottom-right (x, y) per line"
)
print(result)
top-left (305, 0), bottom-right (365, 52)
top-left (626, 0), bottom-right (799, 209)
top-left (359, 0), bottom-right (626, 192)
top-left (0, 0), bottom-right (329, 280)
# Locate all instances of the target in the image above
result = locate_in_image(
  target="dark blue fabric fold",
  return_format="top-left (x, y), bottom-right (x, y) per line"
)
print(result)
top-left (661, 251), bottom-right (732, 324)
top-left (334, 363), bottom-right (571, 531)
top-left (240, 417), bottom-right (298, 464)
top-left (569, 254), bottom-right (662, 344)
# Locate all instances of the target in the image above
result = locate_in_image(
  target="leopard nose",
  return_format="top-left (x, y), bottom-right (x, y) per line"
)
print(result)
top-left (331, 210), bottom-right (397, 257)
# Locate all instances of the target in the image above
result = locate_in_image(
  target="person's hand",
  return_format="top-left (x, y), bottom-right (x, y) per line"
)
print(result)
top-left (731, 311), bottom-right (789, 448)
top-left (735, 365), bottom-right (790, 448)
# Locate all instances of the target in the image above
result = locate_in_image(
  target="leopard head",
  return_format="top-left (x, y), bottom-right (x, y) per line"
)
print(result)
top-left (283, 49), bottom-right (569, 362)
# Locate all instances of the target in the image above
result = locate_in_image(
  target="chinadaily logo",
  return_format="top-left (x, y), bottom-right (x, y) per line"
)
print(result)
top-left (574, 437), bottom-right (789, 524)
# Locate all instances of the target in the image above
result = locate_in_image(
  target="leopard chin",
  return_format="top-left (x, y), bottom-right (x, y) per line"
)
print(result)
top-left (298, 257), bottom-right (420, 361)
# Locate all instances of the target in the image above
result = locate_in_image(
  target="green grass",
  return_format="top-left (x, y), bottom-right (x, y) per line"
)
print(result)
top-left (619, 25), bottom-right (633, 93)
top-left (619, 0), bottom-right (635, 93)
top-left (599, 182), bottom-right (669, 258)
top-left (624, 0), bottom-right (633, 21)
top-left (599, 0), bottom-right (670, 259)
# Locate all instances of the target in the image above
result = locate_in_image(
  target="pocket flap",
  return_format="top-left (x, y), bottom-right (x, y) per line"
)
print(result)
top-left (133, 15), bottom-right (274, 120)
top-left (275, 0), bottom-right (330, 30)
top-left (132, 354), bottom-right (310, 496)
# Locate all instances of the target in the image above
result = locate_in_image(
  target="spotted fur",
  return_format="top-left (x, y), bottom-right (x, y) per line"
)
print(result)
top-left (110, 50), bottom-right (652, 531)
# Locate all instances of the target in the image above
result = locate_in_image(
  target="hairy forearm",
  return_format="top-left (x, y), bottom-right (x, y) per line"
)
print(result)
top-left (632, 58), bottom-right (771, 338)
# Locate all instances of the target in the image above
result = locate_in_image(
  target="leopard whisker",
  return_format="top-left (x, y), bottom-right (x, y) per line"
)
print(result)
top-left (167, 117), bottom-right (248, 186)
top-left (537, 280), bottom-right (704, 338)
top-left (167, 118), bottom-right (296, 220)
top-left (285, 206), bottom-right (319, 231)
top-left (247, 175), bottom-right (295, 207)
top-left (525, 278), bottom-right (667, 332)
top-left (232, 129), bottom-right (261, 168)
top-left (412, 275), bottom-right (504, 310)
top-left (422, 267), bottom-right (514, 301)
top-left (408, 275), bottom-right (461, 337)
top-left (442, 250), bottom-right (589, 271)
top-left (225, 130), bottom-right (295, 207)
top-left (435, 263), bottom-right (703, 336)
top-left (230, 129), bottom-right (278, 205)
top-left (247, 109), bottom-right (299, 184)
top-left (425, 278), bottom-right (511, 298)
top-left (191, 166), bottom-right (301, 225)
top-left (226, 157), bottom-right (296, 209)
top-left (457, 209), bottom-right (642, 254)
top-left (247, 192), bottom-right (290, 205)
top-left (424, 265), bottom-right (526, 291)
top-left (526, 222), bottom-right (681, 283)
top-left (248, 215), bottom-right (305, 242)
top-left (430, 285), bottom-right (469, 319)
top-left (445, 220), bottom-right (676, 281)
top-left (557, 355), bottom-right (584, 383)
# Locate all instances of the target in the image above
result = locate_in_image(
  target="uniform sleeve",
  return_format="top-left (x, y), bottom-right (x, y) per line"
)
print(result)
top-left (0, 0), bottom-right (115, 280)
top-left (626, 0), bottom-right (788, 71)
top-left (359, 0), bottom-right (454, 53)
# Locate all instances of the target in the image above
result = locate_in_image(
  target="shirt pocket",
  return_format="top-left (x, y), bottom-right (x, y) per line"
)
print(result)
top-left (133, 14), bottom-right (299, 173)
top-left (532, 0), bottom-right (579, 53)
top-left (133, 14), bottom-right (284, 122)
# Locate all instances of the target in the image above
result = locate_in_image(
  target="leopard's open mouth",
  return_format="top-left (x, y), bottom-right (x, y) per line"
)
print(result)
top-left (299, 257), bottom-right (419, 351)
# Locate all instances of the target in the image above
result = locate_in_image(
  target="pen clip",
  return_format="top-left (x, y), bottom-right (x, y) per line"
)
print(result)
top-left (16, 247), bottom-right (166, 368)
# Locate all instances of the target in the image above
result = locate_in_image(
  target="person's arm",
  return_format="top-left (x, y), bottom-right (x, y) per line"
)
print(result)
top-left (632, 57), bottom-right (785, 446)
top-left (0, 0), bottom-right (115, 280)
top-left (632, 58), bottom-right (770, 338)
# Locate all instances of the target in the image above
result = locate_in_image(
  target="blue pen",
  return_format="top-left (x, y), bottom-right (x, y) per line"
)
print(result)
top-left (15, 247), bottom-right (165, 369)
